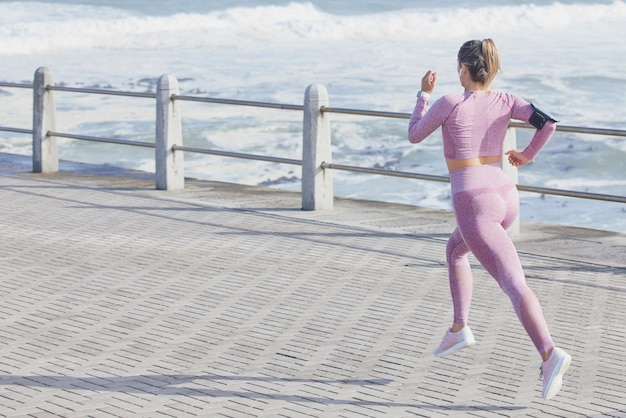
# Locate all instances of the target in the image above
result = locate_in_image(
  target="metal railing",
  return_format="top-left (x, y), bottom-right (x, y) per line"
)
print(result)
top-left (1, 71), bottom-right (625, 211)
top-left (48, 131), bottom-right (156, 149)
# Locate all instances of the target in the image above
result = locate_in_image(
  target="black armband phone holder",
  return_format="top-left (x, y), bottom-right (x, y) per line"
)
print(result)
top-left (529, 103), bottom-right (558, 130)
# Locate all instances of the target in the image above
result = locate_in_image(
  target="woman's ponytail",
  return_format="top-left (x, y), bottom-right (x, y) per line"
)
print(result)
top-left (481, 38), bottom-right (501, 88)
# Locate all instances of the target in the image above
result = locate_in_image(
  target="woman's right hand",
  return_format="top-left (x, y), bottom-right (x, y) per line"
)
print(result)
top-left (505, 150), bottom-right (531, 167)
top-left (421, 70), bottom-right (437, 94)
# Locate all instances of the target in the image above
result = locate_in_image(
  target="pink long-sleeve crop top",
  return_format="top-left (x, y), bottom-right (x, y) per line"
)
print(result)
top-left (408, 91), bottom-right (556, 161)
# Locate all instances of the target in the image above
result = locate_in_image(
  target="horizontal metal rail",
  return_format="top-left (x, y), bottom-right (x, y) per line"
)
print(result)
top-left (172, 95), bottom-right (304, 111)
top-left (48, 85), bottom-right (156, 99)
top-left (322, 162), bottom-right (626, 203)
top-left (0, 82), bottom-right (32, 89)
top-left (516, 184), bottom-right (626, 203)
top-left (509, 121), bottom-right (626, 137)
top-left (48, 131), bottom-right (155, 148)
top-left (0, 126), bottom-right (33, 135)
top-left (322, 107), bottom-right (626, 137)
top-left (173, 145), bottom-right (301, 166)
top-left (321, 106), bottom-right (411, 119)
top-left (322, 162), bottom-right (451, 183)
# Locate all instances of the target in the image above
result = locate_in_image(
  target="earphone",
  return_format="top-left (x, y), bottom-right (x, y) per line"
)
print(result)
top-left (459, 68), bottom-right (464, 77)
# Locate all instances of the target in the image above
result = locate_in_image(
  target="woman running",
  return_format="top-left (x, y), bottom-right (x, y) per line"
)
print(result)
top-left (408, 38), bottom-right (571, 400)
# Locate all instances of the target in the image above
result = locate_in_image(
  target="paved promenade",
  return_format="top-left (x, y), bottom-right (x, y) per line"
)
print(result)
top-left (0, 153), bottom-right (624, 417)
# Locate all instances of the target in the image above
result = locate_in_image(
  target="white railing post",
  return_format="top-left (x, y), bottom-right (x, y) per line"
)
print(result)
top-left (302, 84), bottom-right (333, 210)
top-left (32, 67), bottom-right (58, 173)
top-left (502, 126), bottom-right (520, 237)
top-left (155, 74), bottom-right (184, 190)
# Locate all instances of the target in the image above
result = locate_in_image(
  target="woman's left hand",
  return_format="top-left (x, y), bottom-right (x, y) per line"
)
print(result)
top-left (505, 150), bottom-right (530, 167)
top-left (421, 70), bottom-right (437, 94)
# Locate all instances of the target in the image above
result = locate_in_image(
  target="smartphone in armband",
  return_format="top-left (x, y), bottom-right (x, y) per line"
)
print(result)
top-left (529, 104), bottom-right (558, 130)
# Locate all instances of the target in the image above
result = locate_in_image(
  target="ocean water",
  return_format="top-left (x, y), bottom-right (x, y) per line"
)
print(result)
top-left (0, 0), bottom-right (624, 232)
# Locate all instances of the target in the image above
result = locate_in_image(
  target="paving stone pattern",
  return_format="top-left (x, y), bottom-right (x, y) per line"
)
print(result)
top-left (0, 157), bottom-right (624, 417)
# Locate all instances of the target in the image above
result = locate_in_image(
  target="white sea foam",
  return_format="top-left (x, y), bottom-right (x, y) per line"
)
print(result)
top-left (1, 1), bottom-right (626, 54)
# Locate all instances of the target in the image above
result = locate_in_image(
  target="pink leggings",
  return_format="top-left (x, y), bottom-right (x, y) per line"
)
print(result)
top-left (447, 164), bottom-right (554, 355)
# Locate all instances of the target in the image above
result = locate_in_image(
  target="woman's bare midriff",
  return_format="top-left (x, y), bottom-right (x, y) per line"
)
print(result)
top-left (446, 155), bottom-right (501, 172)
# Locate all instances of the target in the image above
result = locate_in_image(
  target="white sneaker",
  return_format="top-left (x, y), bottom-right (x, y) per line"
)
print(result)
top-left (540, 347), bottom-right (572, 400)
top-left (434, 326), bottom-right (475, 357)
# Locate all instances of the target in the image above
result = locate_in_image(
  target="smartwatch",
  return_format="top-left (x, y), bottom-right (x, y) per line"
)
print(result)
top-left (417, 90), bottom-right (430, 100)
